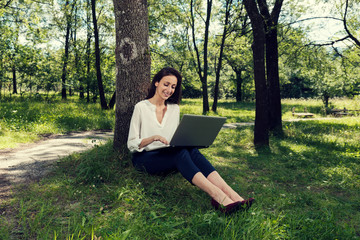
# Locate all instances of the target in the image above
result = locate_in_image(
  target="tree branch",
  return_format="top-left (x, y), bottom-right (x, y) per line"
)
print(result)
top-left (287, 16), bottom-right (343, 27)
top-left (343, 0), bottom-right (360, 48)
top-left (305, 35), bottom-right (350, 47)
top-left (0, 0), bottom-right (13, 8)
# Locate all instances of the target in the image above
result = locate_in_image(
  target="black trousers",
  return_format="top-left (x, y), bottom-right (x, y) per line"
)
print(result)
top-left (132, 147), bottom-right (216, 183)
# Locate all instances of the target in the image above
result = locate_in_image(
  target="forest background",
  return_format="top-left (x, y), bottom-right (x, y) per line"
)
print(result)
top-left (1, 0), bottom-right (360, 239)
top-left (1, 0), bottom-right (359, 108)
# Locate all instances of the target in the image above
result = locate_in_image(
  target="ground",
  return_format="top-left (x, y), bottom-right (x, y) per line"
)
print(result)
top-left (0, 130), bottom-right (114, 203)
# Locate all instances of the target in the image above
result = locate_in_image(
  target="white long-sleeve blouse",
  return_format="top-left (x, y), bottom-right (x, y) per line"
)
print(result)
top-left (127, 100), bottom-right (180, 153)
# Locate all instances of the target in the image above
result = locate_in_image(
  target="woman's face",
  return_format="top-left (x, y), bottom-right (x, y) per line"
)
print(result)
top-left (154, 75), bottom-right (178, 101)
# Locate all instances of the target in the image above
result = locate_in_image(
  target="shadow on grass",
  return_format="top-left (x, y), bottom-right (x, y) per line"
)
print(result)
top-left (3, 119), bottom-right (360, 239)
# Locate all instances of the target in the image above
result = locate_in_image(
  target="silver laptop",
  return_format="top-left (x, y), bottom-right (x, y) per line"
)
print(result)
top-left (168, 114), bottom-right (226, 148)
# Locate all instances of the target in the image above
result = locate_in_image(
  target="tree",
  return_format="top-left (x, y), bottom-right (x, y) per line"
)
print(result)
top-left (212, 0), bottom-right (233, 112)
top-left (243, 0), bottom-right (269, 147)
top-left (91, 0), bottom-right (108, 109)
top-left (258, 0), bottom-right (284, 135)
top-left (190, 0), bottom-right (212, 113)
top-left (113, 0), bottom-right (151, 149)
top-left (60, 0), bottom-right (75, 100)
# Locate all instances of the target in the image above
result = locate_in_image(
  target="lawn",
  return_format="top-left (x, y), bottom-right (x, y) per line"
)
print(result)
top-left (0, 96), bottom-right (359, 239)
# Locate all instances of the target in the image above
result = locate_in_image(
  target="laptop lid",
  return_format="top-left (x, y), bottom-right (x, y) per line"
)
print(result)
top-left (169, 114), bottom-right (226, 148)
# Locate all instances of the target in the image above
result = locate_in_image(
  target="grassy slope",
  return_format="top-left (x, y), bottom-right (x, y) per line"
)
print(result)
top-left (0, 97), bottom-right (359, 239)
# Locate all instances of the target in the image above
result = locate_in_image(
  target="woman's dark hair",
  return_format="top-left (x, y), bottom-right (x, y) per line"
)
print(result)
top-left (146, 67), bottom-right (182, 104)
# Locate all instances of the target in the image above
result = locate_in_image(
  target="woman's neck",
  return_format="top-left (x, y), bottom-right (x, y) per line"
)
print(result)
top-left (148, 95), bottom-right (166, 107)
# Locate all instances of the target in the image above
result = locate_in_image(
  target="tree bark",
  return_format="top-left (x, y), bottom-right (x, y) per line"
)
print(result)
top-left (243, 0), bottom-right (269, 147)
top-left (91, 0), bottom-right (108, 109)
top-left (258, 0), bottom-right (283, 135)
top-left (113, 0), bottom-right (151, 150)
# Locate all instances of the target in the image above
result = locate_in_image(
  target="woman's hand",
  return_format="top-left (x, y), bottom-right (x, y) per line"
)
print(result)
top-left (152, 135), bottom-right (169, 145)
top-left (139, 135), bottom-right (169, 149)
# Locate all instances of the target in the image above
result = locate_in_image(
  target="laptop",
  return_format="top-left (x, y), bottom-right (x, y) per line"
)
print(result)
top-left (168, 114), bottom-right (226, 148)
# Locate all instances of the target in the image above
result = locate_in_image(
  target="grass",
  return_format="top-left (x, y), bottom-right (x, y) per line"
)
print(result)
top-left (0, 94), bottom-right (114, 149)
top-left (0, 96), bottom-right (360, 239)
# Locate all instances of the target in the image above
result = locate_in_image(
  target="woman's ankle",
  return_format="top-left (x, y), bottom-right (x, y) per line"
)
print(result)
top-left (214, 195), bottom-right (234, 206)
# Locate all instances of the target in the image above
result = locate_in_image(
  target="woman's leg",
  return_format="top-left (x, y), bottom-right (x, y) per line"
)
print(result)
top-left (133, 148), bottom-right (239, 206)
top-left (187, 148), bottom-right (245, 202)
top-left (207, 171), bottom-right (244, 202)
top-left (191, 172), bottom-right (235, 206)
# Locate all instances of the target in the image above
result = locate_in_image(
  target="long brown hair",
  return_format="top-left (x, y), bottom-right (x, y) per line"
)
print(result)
top-left (146, 67), bottom-right (182, 104)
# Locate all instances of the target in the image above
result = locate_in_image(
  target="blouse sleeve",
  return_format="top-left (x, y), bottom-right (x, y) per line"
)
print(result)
top-left (127, 104), bottom-right (144, 153)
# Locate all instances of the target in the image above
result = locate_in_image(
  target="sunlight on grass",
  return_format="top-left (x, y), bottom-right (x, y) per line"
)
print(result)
top-left (0, 96), bottom-right (114, 149)
top-left (1, 97), bottom-right (360, 239)
top-left (321, 165), bottom-right (359, 189)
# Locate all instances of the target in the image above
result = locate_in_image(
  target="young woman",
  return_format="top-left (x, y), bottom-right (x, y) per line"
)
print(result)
top-left (127, 67), bottom-right (254, 214)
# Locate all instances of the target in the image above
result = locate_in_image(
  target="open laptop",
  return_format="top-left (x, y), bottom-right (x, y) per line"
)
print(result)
top-left (168, 114), bottom-right (226, 148)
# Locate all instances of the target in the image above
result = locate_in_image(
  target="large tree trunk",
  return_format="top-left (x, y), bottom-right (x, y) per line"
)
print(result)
top-left (258, 0), bottom-right (283, 135)
top-left (243, 0), bottom-right (269, 147)
top-left (91, 0), bottom-right (108, 109)
top-left (212, 0), bottom-right (232, 112)
top-left (113, 0), bottom-right (151, 150)
top-left (266, 27), bottom-right (283, 134)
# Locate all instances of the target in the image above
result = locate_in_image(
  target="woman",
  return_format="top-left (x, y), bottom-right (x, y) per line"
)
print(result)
top-left (127, 67), bottom-right (254, 214)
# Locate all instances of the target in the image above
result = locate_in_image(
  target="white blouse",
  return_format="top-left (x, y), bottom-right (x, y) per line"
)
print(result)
top-left (127, 100), bottom-right (180, 153)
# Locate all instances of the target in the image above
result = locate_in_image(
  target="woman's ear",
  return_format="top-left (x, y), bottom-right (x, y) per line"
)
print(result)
top-left (155, 81), bottom-right (159, 87)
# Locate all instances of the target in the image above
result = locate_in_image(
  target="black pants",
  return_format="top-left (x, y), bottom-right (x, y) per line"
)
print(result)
top-left (132, 147), bottom-right (216, 183)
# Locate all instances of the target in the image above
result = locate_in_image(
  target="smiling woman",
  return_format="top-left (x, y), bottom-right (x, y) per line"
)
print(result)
top-left (127, 67), bottom-right (255, 214)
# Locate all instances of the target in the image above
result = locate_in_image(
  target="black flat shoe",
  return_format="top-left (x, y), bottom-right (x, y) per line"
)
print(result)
top-left (211, 198), bottom-right (220, 209)
top-left (211, 198), bottom-right (242, 214)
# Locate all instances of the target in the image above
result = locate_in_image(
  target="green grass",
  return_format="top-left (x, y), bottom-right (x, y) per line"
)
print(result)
top-left (1, 97), bottom-right (359, 239)
top-left (0, 95), bottom-right (114, 149)
top-left (1, 95), bottom-right (359, 149)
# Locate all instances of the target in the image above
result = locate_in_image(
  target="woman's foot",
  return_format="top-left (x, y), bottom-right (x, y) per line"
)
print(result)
top-left (211, 197), bottom-right (255, 213)
top-left (211, 198), bottom-right (241, 214)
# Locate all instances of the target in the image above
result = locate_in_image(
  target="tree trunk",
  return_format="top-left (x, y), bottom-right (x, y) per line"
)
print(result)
top-left (73, 1), bottom-right (84, 100)
top-left (202, 0), bottom-right (212, 113)
top-left (212, 0), bottom-right (232, 112)
top-left (243, 0), bottom-right (269, 147)
top-left (91, 0), bottom-right (108, 109)
top-left (86, 0), bottom-right (91, 103)
top-left (61, 0), bottom-right (72, 100)
top-left (190, 0), bottom-right (211, 113)
top-left (235, 69), bottom-right (243, 102)
top-left (108, 91), bottom-right (116, 109)
top-left (258, 0), bottom-right (283, 135)
top-left (113, 0), bottom-right (151, 150)
top-left (12, 65), bottom-right (17, 94)
top-left (266, 27), bottom-right (283, 135)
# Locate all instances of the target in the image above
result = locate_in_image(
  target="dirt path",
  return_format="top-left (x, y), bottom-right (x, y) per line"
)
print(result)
top-left (0, 130), bottom-right (114, 202)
